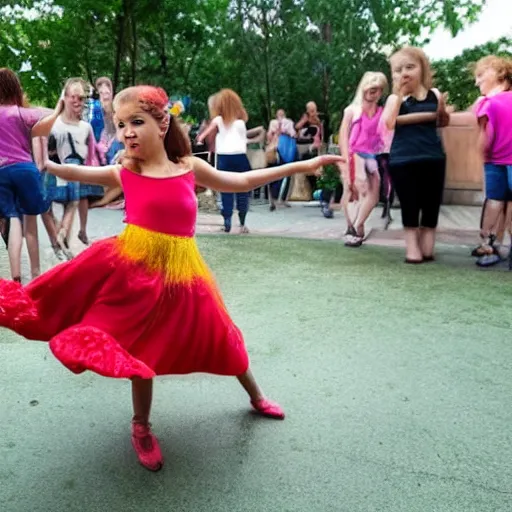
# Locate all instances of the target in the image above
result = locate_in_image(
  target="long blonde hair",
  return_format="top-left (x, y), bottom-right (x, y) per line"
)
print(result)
top-left (349, 72), bottom-right (388, 119)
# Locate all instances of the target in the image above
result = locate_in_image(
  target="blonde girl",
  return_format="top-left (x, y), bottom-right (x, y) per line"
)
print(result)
top-left (382, 47), bottom-right (450, 263)
top-left (339, 72), bottom-right (388, 246)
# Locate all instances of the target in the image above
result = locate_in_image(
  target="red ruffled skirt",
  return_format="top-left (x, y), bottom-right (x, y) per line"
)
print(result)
top-left (0, 225), bottom-right (249, 379)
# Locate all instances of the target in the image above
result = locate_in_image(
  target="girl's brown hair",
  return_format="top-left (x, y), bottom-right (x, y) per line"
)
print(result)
top-left (113, 86), bottom-right (191, 166)
top-left (390, 46), bottom-right (434, 89)
top-left (0, 68), bottom-right (24, 106)
top-left (95, 76), bottom-right (113, 93)
top-left (474, 55), bottom-right (512, 87)
top-left (212, 89), bottom-right (248, 124)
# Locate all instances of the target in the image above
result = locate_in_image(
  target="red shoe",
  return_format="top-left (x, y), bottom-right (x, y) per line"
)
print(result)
top-left (251, 398), bottom-right (285, 420)
top-left (131, 420), bottom-right (164, 472)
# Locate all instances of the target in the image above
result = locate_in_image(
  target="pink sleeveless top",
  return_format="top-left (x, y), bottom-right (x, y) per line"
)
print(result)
top-left (121, 168), bottom-right (197, 238)
top-left (349, 107), bottom-right (384, 155)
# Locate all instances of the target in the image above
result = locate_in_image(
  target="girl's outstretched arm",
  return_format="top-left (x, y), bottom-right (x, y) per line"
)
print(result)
top-left (196, 120), bottom-right (218, 144)
top-left (45, 160), bottom-right (121, 188)
top-left (31, 96), bottom-right (65, 138)
top-left (191, 154), bottom-right (344, 193)
top-left (395, 112), bottom-right (437, 125)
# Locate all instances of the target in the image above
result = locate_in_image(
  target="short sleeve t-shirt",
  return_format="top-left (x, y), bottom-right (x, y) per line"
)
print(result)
top-left (0, 105), bottom-right (45, 168)
top-left (50, 116), bottom-right (93, 185)
top-left (213, 116), bottom-right (247, 154)
top-left (476, 91), bottom-right (512, 165)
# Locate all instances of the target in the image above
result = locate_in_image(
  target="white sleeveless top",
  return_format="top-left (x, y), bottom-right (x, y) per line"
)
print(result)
top-left (213, 116), bottom-right (247, 154)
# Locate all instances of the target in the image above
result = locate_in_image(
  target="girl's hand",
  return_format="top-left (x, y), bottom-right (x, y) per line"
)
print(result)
top-left (45, 159), bottom-right (57, 173)
top-left (304, 155), bottom-right (345, 174)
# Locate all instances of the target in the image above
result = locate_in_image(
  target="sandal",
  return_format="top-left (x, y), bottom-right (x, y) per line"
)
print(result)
top-left (345, 227), bottom-right (364, 247)
top-left (471, 244), bottom-right (488, 257)
top-left (251, 398), bottom-right (285, 420)
top-left (344, 226), bottom-right (356, 237)
top-left (476, 253), bottom-right (502, 267)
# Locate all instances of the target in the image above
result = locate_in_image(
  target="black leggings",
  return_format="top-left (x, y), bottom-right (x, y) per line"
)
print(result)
top-left (389, 158), bottom-right (445, 228)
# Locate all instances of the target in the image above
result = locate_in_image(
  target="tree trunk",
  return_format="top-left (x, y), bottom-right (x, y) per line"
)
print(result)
top-left (130, 2), bottom-right (137, 85)
top-left (113, 0), bottom-right (127, 92)
top-left (262, 9), bottom-right (272, 125)
top-left (321, 22), bottom-right (332, 141)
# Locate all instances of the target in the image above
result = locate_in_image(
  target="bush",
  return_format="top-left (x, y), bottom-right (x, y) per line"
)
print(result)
top-left (317, 164), bottom-right (341, 191)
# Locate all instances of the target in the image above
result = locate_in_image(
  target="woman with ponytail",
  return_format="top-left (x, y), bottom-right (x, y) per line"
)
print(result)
top-left (0, 85), bottom-right (343, 472)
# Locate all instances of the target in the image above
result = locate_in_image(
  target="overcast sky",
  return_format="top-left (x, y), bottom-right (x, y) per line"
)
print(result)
top-left (423, 0), bottom-right (512, 60)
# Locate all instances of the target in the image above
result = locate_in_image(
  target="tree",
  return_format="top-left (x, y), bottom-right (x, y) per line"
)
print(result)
top-left (433, 37), bottom-right (512, 110)
top-left (0, 0), bottom-right (488, 127)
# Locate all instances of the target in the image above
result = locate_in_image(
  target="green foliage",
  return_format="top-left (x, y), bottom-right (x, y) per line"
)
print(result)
top-left (317, 164), bottom-right (340, 192)
top-left (432, 37), bottom-right (512, 110)
top-left (0, 0), bottom-right (489, 127)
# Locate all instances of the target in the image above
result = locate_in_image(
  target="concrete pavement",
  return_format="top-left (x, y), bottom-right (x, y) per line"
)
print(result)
top-left (0, 204), bottom-right (511, 512)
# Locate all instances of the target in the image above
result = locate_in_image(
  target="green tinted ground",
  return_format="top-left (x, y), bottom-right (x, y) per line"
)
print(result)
top-left (1, 236), bottom-right (511, 512)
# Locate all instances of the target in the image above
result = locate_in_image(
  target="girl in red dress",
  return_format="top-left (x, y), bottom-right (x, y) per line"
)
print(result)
top-left (0, 85), bottom-right (342, 472)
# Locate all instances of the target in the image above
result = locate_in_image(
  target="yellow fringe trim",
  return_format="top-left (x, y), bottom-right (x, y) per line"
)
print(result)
top-left (116, 224), bottom-right (212, 285)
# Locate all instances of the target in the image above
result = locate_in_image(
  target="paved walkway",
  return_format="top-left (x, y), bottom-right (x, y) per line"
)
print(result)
top-left (195, 201), bottom-right (486, 248)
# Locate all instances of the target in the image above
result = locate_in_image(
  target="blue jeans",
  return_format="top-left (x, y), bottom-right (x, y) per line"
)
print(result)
top-left (0, 162), bottom-right (48, 217)
top-left (484, 163), bottom-right (512, 201)
top-left (216, 153), bottom-right (251, 230)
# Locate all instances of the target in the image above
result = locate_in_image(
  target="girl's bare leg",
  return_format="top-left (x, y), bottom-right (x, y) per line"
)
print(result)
top-left (131, 378), bottom-right (163, 471)
top-left (237, 368), bottom-right (285, 419)
top-left (419, 227), bottom-right (437, 259)
top-left (78, 199), bottom-right (89, 245)
top-left (90, 187), bottom-right (123, 208)
top-left (404, 228), bottom-right (423, 262)
top-left (23, 215), bottom-right (40, 279)
top-left (353, 158), bottom-right (379, 236)
top-left (7, 217), bottom-right (23, 281)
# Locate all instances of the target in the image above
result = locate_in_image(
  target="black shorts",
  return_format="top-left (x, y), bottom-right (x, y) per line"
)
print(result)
top-left (389, 158), bottom-right (445, 229)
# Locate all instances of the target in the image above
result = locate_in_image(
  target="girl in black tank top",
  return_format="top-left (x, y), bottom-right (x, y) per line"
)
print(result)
top-left (382, 46), bottom-right (450, 264)
top-left (390, 90), bottom-right (445, 166)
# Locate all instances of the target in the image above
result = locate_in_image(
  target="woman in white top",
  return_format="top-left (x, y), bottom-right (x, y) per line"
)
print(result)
top-left (197, 89), bottom-right (255, 233)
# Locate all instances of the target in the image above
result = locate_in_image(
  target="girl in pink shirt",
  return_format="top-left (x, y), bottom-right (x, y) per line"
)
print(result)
top-left (338, 72), bottom-right (388, 246)
top-left (0, 68), bottom-right (63, 282)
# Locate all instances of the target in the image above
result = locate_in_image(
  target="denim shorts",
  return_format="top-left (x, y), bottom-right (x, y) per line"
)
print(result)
top-left (43, 173), bottom-right (79, 204)
top-left (79, 183), bottom-right (104, 199)
top-left (484, 163), bottom-right (512, 201)
top-left (0, 162), bottom-right (48, 217)
top-left (356, 152), bottom-right (377, 160)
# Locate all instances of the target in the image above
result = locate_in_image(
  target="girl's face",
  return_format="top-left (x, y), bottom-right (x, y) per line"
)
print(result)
top-left (475, 66), bottom-right (500, 96)
top-left (363, 86), bottom-right (383, 103)
top-left (64, 83), bottom-right (86, 118)
top-left (391, 54), bottom-right (422, 95)
top-left (98, 84), bottom-right (113, 104)
top-left (276, 109), bottom-right (285, 120)
top-left (115, 101), bottom-right (166, 161)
